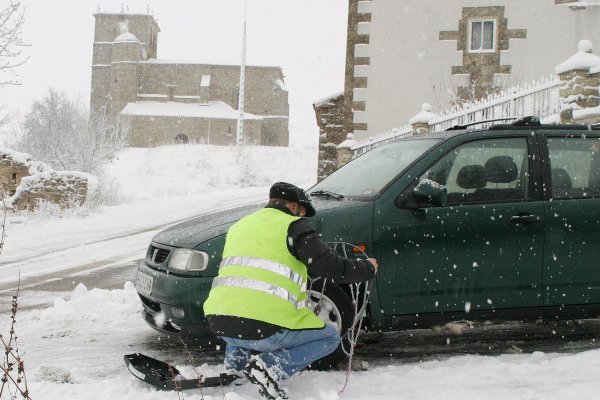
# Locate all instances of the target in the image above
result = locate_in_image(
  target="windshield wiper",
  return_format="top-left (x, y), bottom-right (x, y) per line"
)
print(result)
top-left (309, 190), bottom-right (344, 200)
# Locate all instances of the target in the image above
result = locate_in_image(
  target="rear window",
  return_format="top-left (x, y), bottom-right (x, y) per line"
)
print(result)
top-left (547, 137), bottom-right (600, 199)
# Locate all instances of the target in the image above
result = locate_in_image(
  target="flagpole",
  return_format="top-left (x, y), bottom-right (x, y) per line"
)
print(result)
top-left (236, 1), bottom-right (247, 146)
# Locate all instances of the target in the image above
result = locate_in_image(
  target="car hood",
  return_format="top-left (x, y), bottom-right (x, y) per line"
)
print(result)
top-left (152, 197), bottom-right (370, 249)
top-left (152, 202), bottom-right (264, 248)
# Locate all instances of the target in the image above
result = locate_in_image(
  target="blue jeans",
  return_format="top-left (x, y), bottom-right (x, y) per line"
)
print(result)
top-left (221, 324), bottom-right (340, 379)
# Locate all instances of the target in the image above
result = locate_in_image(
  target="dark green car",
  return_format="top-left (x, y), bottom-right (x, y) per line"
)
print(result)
top-left (135, 121), bottom-right (600, 348)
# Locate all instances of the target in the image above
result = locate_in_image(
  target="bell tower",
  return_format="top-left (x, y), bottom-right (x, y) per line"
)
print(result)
top-left (90, 11), bottom-right (160, 115)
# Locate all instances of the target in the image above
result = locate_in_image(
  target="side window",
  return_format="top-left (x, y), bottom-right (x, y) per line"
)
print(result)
top-left (421, 137), bottom-right (529, 204)
top-left (547, 138), bottom-right (600, 199)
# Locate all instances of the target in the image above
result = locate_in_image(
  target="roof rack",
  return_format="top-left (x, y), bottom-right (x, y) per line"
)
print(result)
top-left (510, 116), bottom-right (542, 126)
top-left (445, 116), bottom-right (600, 132)
top-left (446, 116), bottom-right (545, 131)
top-left (445, 117), bottom-right (519, 131)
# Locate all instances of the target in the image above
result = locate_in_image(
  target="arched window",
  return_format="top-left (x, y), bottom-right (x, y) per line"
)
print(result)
top-left (175, 134), bottom-right (189, 144)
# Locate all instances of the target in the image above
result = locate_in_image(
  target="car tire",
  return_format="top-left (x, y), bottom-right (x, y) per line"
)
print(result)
top-left (306, 283), bottom-right (355, 371)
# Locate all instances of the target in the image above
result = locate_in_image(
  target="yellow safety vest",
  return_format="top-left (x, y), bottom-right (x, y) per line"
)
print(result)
top-left (203, 208), bottom-right (325, 330)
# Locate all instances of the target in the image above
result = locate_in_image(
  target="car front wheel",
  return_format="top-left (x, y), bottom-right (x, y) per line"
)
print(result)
top-left (306, 284), bottom-right (354, 370)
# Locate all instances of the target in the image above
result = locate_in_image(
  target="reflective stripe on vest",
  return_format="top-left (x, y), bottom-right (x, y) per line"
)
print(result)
top-left (211, 276), bottom-right (307, 309)
top-left (219, 256), bottom-right (305, 288)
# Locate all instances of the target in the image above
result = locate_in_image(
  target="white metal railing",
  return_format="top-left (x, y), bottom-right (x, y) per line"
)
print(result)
top-left (429, 75), bottom-right (562, 132)
top-left (351, 74), bottom-right (563, 158)
top-left (351, 125), bottom-right (413, 157)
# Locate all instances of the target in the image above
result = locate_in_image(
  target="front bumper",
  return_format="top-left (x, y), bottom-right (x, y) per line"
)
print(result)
top-left (135, 260), bottom-right (215, 337)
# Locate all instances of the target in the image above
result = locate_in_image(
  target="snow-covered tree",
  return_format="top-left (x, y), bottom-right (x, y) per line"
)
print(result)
top-left (0, 0), bottom-right (27, 86)
top-left (0, 1), bottom-right (27, 128)
top-left (18, 88), bottom-right (128, 173)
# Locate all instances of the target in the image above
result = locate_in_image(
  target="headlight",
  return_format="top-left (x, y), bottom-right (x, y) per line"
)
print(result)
top-left (168, 249), bottom-right (209, 271)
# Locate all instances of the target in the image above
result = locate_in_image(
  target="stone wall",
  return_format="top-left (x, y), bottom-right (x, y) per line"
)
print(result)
top-left (137, 63), bottom-right (289, 117)
top-left (260, 118), bottom-right (289, 147)
top-left (126, 115), bottom-right (264, 147)
top-left (0, 149), bottom-right (90, 212)
top-left (559, 69), bottom-right (600, 116)
top-left (313, 93), bottom-right (345, 181)
top-left (344, 0), bottom-right (371, 136)
top-left (11, 172), bottom-right (88, 212)
top-left (0, 160), bottom-right (29, 196)
top-left (556, 40), bottom-right (600, 124)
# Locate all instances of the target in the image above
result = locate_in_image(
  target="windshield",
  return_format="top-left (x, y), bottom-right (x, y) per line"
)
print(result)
top-left (310, 138), bottom-right (441, 199)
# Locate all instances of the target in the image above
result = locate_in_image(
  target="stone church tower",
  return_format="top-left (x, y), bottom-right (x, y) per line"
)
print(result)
top-left (90, 11), bottom-right (289, 147)
top-left (91, 13), bottom-right (159, 117)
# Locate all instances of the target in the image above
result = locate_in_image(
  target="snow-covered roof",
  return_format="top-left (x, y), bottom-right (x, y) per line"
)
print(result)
top-left (120, 101), bottom-right (263, 120)
top-left (313, 91), bottom-right (344, 107)
top-left (0, 147), bottom-right (33, 165)
top-left (555, 40), bottom-right (600, 74)
top-left (0, 147), bottom-right (52, 174)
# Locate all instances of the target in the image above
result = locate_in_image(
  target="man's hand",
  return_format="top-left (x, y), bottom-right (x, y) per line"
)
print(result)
top-left (367, 258), bottom-right (378, 273)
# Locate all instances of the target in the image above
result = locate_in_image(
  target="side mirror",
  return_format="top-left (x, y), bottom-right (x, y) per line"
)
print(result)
top-left (413, 179), bottom-right (447, 207)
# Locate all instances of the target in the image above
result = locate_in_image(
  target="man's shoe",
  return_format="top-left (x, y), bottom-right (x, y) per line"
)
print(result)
top-left (243, 357), bottom-right (288, 400)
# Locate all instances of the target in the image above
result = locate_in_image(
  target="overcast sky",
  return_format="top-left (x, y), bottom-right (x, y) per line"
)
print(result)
top-left (1, 0), bottom-right (348, 147)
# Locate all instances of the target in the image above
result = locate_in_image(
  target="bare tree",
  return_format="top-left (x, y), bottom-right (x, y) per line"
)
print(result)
top-left (18, 88), bottom-right (129, 173)
top-left (71, 111), bottom-right (129, 173)
top-left (0, 278), bottom-right (31, 399)
top-left (0, 1), bottom-right (27, 87)
top-left (428, 67), bottom-right (527, 113)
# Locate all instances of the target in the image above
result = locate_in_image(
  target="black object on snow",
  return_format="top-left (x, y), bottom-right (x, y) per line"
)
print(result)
top-left (124, 353), bottom-right (237, 391)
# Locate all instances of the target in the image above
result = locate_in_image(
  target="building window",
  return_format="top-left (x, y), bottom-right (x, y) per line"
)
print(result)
top-left (469, 19), bottom-right (496, 53)
top-left (201, 74), bottom-right (211, 87)
top-left (174, 134), bottom-right (189, 144)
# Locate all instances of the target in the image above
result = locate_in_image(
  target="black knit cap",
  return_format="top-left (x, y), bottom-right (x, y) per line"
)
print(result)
top-left (269, 182), bottom-right (316, 217)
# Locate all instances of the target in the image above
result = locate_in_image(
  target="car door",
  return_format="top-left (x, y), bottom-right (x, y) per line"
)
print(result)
top-left (373, 133), bottom-right (545, 318)
top-left (541, 133), bottom-right (600, 306)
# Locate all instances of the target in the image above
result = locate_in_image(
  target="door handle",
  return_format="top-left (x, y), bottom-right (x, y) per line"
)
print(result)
top-left (510, 213), bottom-right (542, 225)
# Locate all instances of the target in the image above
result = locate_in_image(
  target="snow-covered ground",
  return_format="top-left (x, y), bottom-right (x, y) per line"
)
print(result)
top-left (1, 144), bottom-right (599, 399)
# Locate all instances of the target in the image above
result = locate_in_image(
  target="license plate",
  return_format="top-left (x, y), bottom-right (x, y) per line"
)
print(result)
top-left (136, 271), bottom-right (153, 297)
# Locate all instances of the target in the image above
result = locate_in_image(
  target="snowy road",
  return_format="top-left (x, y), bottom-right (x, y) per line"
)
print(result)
top-left (0, 187), bottom-right (267, 296)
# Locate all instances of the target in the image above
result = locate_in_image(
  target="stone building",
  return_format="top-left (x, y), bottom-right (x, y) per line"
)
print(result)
top-left (91, 12), bottom-right (289, 147)
top-left (315, 0), bottom-right (600, 178)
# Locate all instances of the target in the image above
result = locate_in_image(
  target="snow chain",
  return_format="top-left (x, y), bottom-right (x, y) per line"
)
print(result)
top-left (308, 242), bottom-right (373, 395)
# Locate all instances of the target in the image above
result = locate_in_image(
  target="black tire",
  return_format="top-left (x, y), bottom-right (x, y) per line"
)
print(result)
top-left (306, 284), bottom-right (354, 370)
